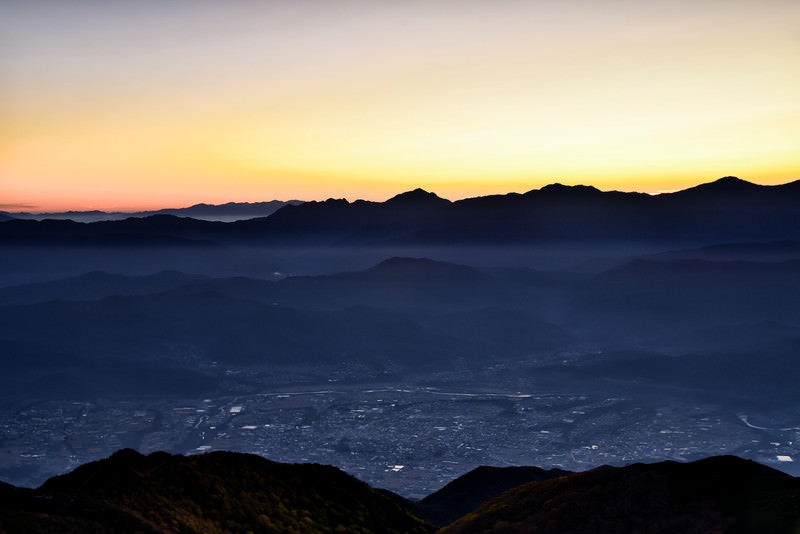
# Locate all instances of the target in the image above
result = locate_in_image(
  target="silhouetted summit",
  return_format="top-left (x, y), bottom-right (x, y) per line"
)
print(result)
top-left (689, 175), bottom-right (758, 191)
top-left (716, 175), bottom-right (756, 186)
top-left (3, 177), bottom-right (800, 245)
top-left (0, 449), bottom-right (432, 533)
top-left (443, 456), bottom-right (800, 534)
top-left (669, 176), bottom-right (763, 201)
top-left (536, 183), bottom-right (602, 196)
top-left (385, 188), bottom-right (452, 207)
top-left (415, 465), bottom-right (570, 525)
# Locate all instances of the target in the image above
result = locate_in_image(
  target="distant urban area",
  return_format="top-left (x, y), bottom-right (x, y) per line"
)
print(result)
top-left (2, 359), bottom-right (797, 499)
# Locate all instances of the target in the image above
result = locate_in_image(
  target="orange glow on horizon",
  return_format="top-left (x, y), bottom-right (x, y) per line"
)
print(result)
top-left (2, 1), bottom-right (799, 212)
top-left (3, 173), bottom-right (798, 213)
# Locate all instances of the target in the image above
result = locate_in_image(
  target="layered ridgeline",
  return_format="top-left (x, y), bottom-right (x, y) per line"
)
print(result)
top-left (2, 177), bottom-right (800, 246)
top-left (0, 200), bottom-right (304, 223)
top-left (1, 255), bottom-right (800, 401)
top-left (1, 451), bottom-right (799, 533)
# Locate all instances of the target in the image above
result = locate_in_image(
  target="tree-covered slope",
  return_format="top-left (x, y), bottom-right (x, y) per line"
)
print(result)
top-left (442, 456), bottom-right (800, 533)
top-left (0, 449), bottom-right (434, 534)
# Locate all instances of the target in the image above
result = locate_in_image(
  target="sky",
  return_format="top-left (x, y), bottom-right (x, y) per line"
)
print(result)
top-left (2, 0), bottom-right (799, 211)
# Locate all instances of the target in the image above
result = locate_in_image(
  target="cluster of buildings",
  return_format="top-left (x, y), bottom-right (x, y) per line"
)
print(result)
top-left (2, 382), bottom-right (798, 497)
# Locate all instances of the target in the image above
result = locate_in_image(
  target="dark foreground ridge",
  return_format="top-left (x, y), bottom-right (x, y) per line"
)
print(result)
top-left (413, 465), bottom-right (572, 526)
top-left (1, 451), bottom-right (800, 533)
top-left (0, 449), bottom-right (432, 533)
top-left (442, 455), bottom-right (800, 534)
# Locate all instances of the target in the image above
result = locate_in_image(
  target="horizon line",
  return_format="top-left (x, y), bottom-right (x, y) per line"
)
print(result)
top-left (5, 175), bottom-right (799, 215)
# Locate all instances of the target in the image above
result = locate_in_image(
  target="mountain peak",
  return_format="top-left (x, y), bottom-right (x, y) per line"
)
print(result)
top-left (535, 183), bottom-right (601, 196)
top-left (714, 176), bottom-right (751, 185)
top-left (443, 455), bottom-right (799, 533)
top-left (29, 450), bottom-right (432, 533)
top-left (676, 176), bottom-right (759, 196)
top-left (705, 176), bottom-right (758, 190)
top-left (385, 189), bottom-right (451, 207)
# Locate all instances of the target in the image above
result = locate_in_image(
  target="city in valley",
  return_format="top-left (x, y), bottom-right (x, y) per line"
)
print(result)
top-left (2, 359), bottom-right (797, 499)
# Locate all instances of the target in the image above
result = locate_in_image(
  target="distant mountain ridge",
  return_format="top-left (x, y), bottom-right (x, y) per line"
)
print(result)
top-left (0, 270), bottom-right (209, 306)
top-left (2, 177), bottom-right (799, 246)
top-left (0, 257), bottom-right (572, 401)
top-left (4, 253), bottom-right (800, 402)
top-left (1, 200), bottom-right (304, 223)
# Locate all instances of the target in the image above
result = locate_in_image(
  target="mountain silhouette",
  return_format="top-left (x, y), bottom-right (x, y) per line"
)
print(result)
top-left (414, 465), bottom-right (571, 525)
top-left (384, 188), bottom-right (452, 208)
top-left (0, 449), bottom-right (433, 533)
top-left (537, 183), bottom-right (603, 196)
top-left (2, 452), bottom-right (798, 532)
top-left (0, 217), bottom-right (221, 247)
top-left (442, 456), bottom-right (800, 533)
top-left (3, 177), bottom-right (800, 246)
top-left (670, 175), bottom-right (762, 199)
top-left (143, 200), bottom-right (304, 220)
top-left (1, 200), bottom-right (303, 222)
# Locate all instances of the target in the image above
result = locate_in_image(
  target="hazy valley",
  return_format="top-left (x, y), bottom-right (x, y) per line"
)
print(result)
top-left (2, 178), bottom-right (800, 530)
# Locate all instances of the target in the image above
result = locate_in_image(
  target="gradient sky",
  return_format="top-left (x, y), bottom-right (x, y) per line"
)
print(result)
top-left (2, 1), bottom-right (799, 211)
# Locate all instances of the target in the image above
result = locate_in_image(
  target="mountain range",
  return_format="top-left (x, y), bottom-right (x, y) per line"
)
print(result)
top-left (1, 254), bottom-right (799, 401)
top-left (0, 200), bottom-right (304, 223)
top-left (2, 177), bottom-right (800, 246)
top-left (1, 450), bottom-right (797, 533)
top-left (3, 176), bottom-right (800, 522)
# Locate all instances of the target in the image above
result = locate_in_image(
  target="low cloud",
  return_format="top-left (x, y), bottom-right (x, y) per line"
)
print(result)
top-left (0, 203), bottom-right (36, 211)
